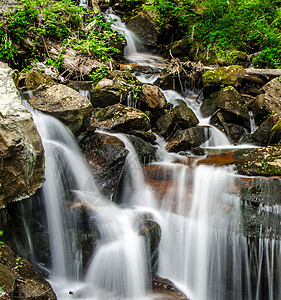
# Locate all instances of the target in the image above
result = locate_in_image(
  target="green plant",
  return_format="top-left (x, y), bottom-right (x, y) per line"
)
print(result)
top-left (0, 230), bottom-right (3, 244)
top-left (89, 65), bottom-right (110, 83)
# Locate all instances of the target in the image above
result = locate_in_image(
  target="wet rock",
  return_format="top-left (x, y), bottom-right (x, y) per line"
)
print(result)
top-left (203, 65), bottom-right (246, 96)
top-left (152, 273), bottom-right (189, 299)
top-left (28, 83), bottom-right (93, 134)
top-left (127, 12), bottom-right (158, 47)
top-left (140, 84), bottom-right (167, 110)
top-left (165, 126), bottom-right (209, 152)
top-left (0, 243), bottom-right (56, 299)
top-left (91, 78), bottom-right (121, 108)
top-left (240, 178), bottom-right (281, 240)
top-left (172, 103), bottom-right (199, 129)
top-left (209, 86), bottom-right (250, 128)
top-left (155, 104), bottom-right (199, 139)
top-left (79, 131), bottom-right (129, 198)
top-left (129, 130), bottom-right (156, 144)
top-left (269, 119), bottom-right (281, 144)
top-left (252, 77), bottom-right (281, 126)
top-left (126, 134), bottom-right (157, 165)
top-left (137, 215), bottom-right (161, 272)
top-left (91, 103), bottom-right (150, 133)
top-left (200, 98), bottom-right (217, 117)
top-left (233, 146), bottom-right (281, 176)
top-left (252, 113), bottom-right (281, 145)
top-left (228, 123), bottom-right (246, 144)
top-left (0, 62), bottom-right (45, 208)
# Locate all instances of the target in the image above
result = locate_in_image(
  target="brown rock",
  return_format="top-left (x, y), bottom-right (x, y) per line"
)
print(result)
top-left (140, 84), bottom-right (167, 110)
top-left (28, 84), bottom-right (93, 134)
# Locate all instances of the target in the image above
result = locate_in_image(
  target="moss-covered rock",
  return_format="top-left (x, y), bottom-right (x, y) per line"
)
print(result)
top-left (269, 119), bottom-right (281, 144)
top-left (203, 65), bottom-right (246, 96)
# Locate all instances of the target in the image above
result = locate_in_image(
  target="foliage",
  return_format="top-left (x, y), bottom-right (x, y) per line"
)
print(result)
top-left (0, 230), bottom-right (3, 244)
top-left (0, 0), bottom-right (124, 68)
top-left (89, 65), bottom-right (110, 83)
top-left (144, 0), bottom-right (281, 68)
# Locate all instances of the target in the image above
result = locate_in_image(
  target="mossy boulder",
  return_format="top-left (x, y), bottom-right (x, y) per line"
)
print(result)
top-left (91, 103), bottom-right (150, 132)
top-left (203, 65), bottom-right (246, 96)
top-left (270, 119), bottom-right (281, 144)
top-left (200, 98), bottom-right (217, 117)
top-left (24, 68), bottom-right (54, 90)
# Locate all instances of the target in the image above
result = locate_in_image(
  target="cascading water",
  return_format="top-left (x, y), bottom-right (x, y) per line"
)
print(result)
top-left (15, 10), bottom-right (281, 300)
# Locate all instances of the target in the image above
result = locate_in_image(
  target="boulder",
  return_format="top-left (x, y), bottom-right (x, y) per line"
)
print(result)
top-left (165, 126), bottom-right (209, 152)
top-left (233, 146), bottom-right (281, 176)
top-left (252, 113), bottom-right (281, 145)
top-left (209, 86), bottom-right (250, 128)
top-left (203, 65), bottom-right (246, 96)
top-left (155, 104), bottom-right (199, 139)
top-left (126, 134), bottom-right (157, 165)
top-left (269, 119), bottom-right (281, 144)
top-left (140, 84), bottom-right (167, 110)
top-left (252, 77), bottom-right (281, 126)
top-left (0, 243), bottom-right (56, 299)
top-left (152, 273), bottom-right (189, 299)
top-left (92, 78), bottom-right (121, 108)
top-left (0, 62), bottom-right (45, 208)
top-left (79, 131), bottom-right (129, 198)
top-left (28, 83), bottom-right (93, 134)
top-left (126, 12), bottom-right (158, 47)
top-left (129, 130), bottom-right (156, 144)
top-left (91, 103), bottom-right (150, 132)
top-left (200, 98), bottom-right (217, 117)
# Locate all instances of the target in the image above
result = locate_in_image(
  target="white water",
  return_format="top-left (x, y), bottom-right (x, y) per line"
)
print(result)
top-left (17, 11), bottom-right (281, 300)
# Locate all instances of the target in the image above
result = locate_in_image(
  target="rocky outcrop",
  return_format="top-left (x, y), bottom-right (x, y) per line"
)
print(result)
top-left (155, 103), bottom-right (199, 139)
top-left (79, 131), bottom-right (128, 198)
top-left (165, 126), bottom-right (209, 152)
top-left (28, 83), bottom-right (93, 134)
top-left (203, 65), bottom-right (246, 96)
top-left (127, 12), bottom-right (158, 47)
top-left (0, 243), bottom-right (56, 299)
top-left (0, 62), bottom-right (45, 208)
top-left (233, 146), bottom-right (281, 176)
top-left (91, 103), bottom-right (150, 132)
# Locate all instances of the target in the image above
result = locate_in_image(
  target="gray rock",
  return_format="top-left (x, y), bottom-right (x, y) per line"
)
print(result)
top-left (0, 62), bottom-right (45, 208)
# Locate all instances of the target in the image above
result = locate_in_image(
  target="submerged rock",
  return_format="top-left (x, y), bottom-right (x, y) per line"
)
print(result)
top-left (28, 83), bottom-right (93, 134)
top-left (0, 62), bottom-right (45, 208)
top-left (0, 243), bottom-right (56, 299)
top-left (91, 103), bottom-right (150, 132)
